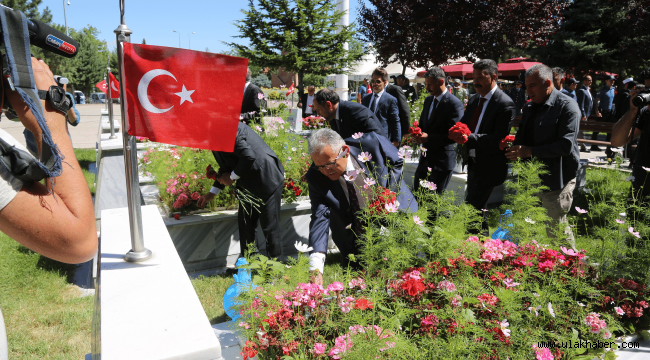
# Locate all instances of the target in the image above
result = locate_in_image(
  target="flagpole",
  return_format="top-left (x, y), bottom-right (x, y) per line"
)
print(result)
top-left (114, 0), bottom-right (152, 262)
top-left (108, 51), bottom-right (116, 139)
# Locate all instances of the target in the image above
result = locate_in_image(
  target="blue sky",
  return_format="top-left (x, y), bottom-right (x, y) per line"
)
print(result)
top-left (41, 0), bottom-right (369, 53)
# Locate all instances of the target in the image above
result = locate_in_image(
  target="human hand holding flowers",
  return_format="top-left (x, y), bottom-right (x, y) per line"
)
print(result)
top-left (218, 173), bottom-right (234, 186)
top-left (505, 145), bottom-right (532, 161)
top-left (448, 123), bottom-right (471, 166)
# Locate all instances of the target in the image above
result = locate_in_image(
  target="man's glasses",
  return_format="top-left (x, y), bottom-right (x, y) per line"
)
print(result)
top-left (313, 147), bottom-right (346, 171)
top-left (371, 79), bottom-right (383, 85)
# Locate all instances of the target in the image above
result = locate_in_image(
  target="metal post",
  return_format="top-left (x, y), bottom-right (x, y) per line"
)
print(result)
top-left (189, 31), bottom-right (195, 50)
top-left (173, 29), bottom-right (180, 48)
top-left (104, 75), bottom-right (108, 112)
top-left (115, 0), bottom-right (152, 262)
top-left (62, 0), bottom-right (69, 36)
top-left (335, 0), bottom-right (349, 101)
top-left (107, 66), bottom-right (116, 139)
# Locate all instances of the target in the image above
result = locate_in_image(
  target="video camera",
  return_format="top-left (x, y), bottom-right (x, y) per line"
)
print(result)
top-left (632, 89), bottom-right (650, 108)
top-left (0, 4), bottom-right (78, 118)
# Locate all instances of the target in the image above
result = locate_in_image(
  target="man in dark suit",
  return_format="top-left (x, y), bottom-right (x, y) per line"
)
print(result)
top-left (311, 89), bottom-right (386, 139)
top-left (386, 78), bottom-right (411, 145)
top-left (305, 129), bottom-right (417, 282)
top-left (240, 68), bottom-right (263, 123)
top-left (508, 81), bottom-right (526, 116)
top-left (362, 68), bottom-right (401, 146)
top-left (298, 85), bottom-right (316, 117)
top-left (576, 75), bottom-right (595, 152)
top-left (412, 67), bottom-right (464, 194)
top-left (197, 122), bottom-right (289, 261)
top-left (506, 64), bottom-right (580, 248)
top-left (460, 59), bottom-right (515, 233)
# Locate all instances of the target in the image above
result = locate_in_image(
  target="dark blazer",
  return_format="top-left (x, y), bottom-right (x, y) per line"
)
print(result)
top-left (385, 83), bottom-right (411, 140)
top-left (306, 132), bottom-right (418, 253)
top-left (330, 101), bottom-right (386, 139)
top-left (300, 93), bottom-right (316, 116)
top-left (362, 91), bottom-right (401, 142)
top-left (460, 88), bottom-right (515, 186)
top-left (212, 123), bottom-right (284, 201)
top-left (576, 84), bottom-right (593, 118)
top-left (240, 83), bottom-right (263, 121)
top-left (614, 88), bottom-right (631, 119)
top-left (513, 88), bottom-right (580, 191)
top-left (508, 87), bottom-right (526, 109)
top-left (418, 91), bottom-right (464, 171)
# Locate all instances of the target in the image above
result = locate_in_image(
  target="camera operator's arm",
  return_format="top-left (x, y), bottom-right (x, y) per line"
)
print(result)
top-left (610, 93), bottom-right (643, 147)
top-left (0, 58), bottom-right (97, 264)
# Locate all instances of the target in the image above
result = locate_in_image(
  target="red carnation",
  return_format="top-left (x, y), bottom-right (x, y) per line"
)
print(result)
top-left (354, 297), bottom-right (374, 310)
top-left (409, 121), bottom-right (422, 137)
top-left (205, 164), bottom-right (218, 180)
top-left (499, 135), bottom-right (516, 150)
top-left (448, 123), bottom-right (471, 144)
top-left (402, 279), bottom-right (426, 296)
top-left (294, 188), bottom-right (301, 196)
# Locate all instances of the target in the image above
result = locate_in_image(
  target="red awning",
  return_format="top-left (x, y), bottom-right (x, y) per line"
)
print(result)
top-left (497, 61), bottom-right (542, 77)
top-left (417, 62), bottom-right (475, 79)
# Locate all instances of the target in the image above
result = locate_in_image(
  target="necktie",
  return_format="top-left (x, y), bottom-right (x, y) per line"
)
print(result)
top-left (428, 98), bottom-right (439, 124)
top-left (345, 180), bottom-right (364, 237)
top-left (468, 97), bottom-right (487, 133)
top-left (370, 95), bottom-right (378, 113)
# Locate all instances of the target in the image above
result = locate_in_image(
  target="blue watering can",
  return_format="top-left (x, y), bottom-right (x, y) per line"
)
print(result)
top-left (223, 257), bottom-right (257, 321)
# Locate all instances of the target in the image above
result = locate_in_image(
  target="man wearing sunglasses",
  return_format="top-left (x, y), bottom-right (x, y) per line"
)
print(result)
top-left (312, 89), bottom-right (386, 140)
top-left (305, 129), bottom-right (417, 284)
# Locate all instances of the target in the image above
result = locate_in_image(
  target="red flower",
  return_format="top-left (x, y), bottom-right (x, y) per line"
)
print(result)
top-left (354, 297), bottom-right (374, 310)
top-left (241, 341), bottom-right (258, 360)
top-left (409, 121), bottom-right (422, 136)
top-left (499, 135), bottom-right (516, 150)
top-left (294, 188), bottom-right (302, 196)
top-left (448, 123), bottom-right (471, 144)
top-left (205, 164), bottom-right (218, 180)
top-left (174, 214), bottom-right (180, 220)
top-left (368, 187), bottom-right (397, 215)
top-left (402, 279), bottom-right (426, 296)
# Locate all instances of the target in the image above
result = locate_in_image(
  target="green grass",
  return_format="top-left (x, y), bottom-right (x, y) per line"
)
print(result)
top-left (73, 149), bottom-right (96, 196)
top-left (0, 234), bottom-right (93, 359)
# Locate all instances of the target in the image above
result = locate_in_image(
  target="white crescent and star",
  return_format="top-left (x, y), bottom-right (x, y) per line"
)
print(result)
top-left (111, 81), bottom-right (119, 92)
top-left (137, 69), bottom-right (195, 114)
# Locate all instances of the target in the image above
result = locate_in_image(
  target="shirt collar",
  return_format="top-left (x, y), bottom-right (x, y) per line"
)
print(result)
top-left (434, 88), bottom-right (448, 102)
top-left (482, 84), bottom-right (498, 101)
top-left (543, 88), bottom-right (560, 107)
top-left (373, 89), bottom-right (385, 98)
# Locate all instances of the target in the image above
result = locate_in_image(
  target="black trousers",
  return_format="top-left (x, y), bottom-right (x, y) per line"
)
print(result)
top-left (238, 182), bottom-right (285, 259)
top-left (465, 165), bottom-right (496, 232)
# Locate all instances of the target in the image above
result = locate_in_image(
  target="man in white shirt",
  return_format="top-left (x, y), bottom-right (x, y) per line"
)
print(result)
top-left (298, 85), bottom-right (316, 116)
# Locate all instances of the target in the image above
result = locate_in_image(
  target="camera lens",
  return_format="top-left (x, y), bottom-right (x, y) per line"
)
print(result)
top-left (632, 93), bottom-right (650, 108)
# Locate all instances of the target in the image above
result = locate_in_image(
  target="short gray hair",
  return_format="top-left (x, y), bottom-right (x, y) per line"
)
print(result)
top-left (526, 64), bottom-right (553, 82)
top-left (551, 67), bottom-right (565, 79)
top-left (308, 129), bottom-right (345, 155)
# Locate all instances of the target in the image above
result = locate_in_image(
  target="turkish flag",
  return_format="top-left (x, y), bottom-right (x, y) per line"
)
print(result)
top-left (96, 80), bottom-right (108, 94)
top-left (122, 43), bottom-right (248, 152)
top-left (108, 72), bottom-right (120, 99)
top-left (366, 86), bottom-right (371, 94)
top-left (286, 83), bottom-right (295, 97)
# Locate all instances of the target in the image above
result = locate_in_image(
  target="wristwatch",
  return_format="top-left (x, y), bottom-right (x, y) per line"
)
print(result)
top-left (37, 85), bottom-right (71, 115)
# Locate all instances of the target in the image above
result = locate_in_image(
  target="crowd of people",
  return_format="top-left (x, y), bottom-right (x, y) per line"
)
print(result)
top-left (209, 61), bottom-right (650, 282)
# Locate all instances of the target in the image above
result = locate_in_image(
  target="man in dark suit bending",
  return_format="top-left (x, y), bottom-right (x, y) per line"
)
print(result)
top-left (362, 68), bottom-right (401, 146)
top-left (306, 129), bottom-right (417, 284)
top-left (197, 122), bottom-right (289, 261)
top-left (460, 59), bottom-right (515, 233)
top-left (311, 89), bottom-right (386, 139)
top-left (506, 64), bottom-right (580, 248)
top-left (240, 68), bottom-right (263, 123)
top-left (413, 66), bottom-right (464, 194)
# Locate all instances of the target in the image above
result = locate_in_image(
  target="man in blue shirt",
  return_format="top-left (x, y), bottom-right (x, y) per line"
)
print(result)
top-left (561, 78), bottom-right (579, 101)
top-left (356, 78), bottom-right (368, 103)
top-left (594, 75), bottom-right (616, 152)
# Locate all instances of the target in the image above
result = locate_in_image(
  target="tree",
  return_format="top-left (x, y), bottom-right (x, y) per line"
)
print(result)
top-left (71, 26), bottom-right (109, 95)
top-left (302, 73), bottom-right (325, 87)
top-left (358, 0), bottom-right (568, 68)
top-left (227, 0), bottom-right (363, 96)
top-left (252, 73), bottom-right (272, 88)
top-left (2, 0), bottom-right (52, 23)
top-left (142, 38), bottom-right (147, 44)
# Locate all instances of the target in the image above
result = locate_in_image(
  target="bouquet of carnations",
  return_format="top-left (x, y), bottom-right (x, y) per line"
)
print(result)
top-left (408, 121), bottom-right (422, 137)
top-left (499, 135), bottom-right (516, 151)
top-left (283, 178), bottom-right (303, 204)
top-left (448, 123), bottom-right (471, 166)
top-left (302, 115), bottom-right (328, 129)
top-left (368, 187), bottom-right (398, 215)
top-left (205, 164), bottom-right (218, 181)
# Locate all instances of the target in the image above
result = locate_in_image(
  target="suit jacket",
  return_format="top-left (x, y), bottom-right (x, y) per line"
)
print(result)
top-left (306, 132), bottom-right (418, 253)
top-left (513, 88), bottom-right (580, 191)
top-left (460, 88), bottom-right (515, 186)
top-left (418, 91), bottom-right (464, 171)
top-left (330, 101), bottom-right (386, 139)
top-left (362, 91), bottom-right (401, 142)
top-left (240, 83), bottom-right (263, 121)
top-left (614, 88), bottom-right (631, 119)
top-left (576, 84), bottom-right (593, 118)
top-left (300, 93), bottom-right (316, 116)
top-left (212, 123), bottom-right (284, 201)
top-left (385, 83), bottom-right (411, 140)
top-left (508, 88), bottom-right (526, 109)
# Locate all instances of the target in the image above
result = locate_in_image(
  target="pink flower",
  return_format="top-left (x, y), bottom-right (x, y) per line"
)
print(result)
top-left (451, 294), bottom-right (462, 307)
top-left (500, 319), bottom-right (511, 337)
top-left (560, 246), bottom-right (579, 256)
top-left (629, 227), bottom-right (641, 238)
top-left (397, 148), bottom-right (407, 160)
top-left (349, 278), bottom-right (366, 289)
top-left (191, 192), bottom-right (201, 201)
top-left (437, 280), bottom-right (457, 292)
top-left (313, 343), bottom-right (327, 355)
top-left (477, 293), bottom-right (499, 306)
top-left (385, 200), bottom-right (399, 213)
top-left (327, 282), bottom-right (344, 292)
top-left (575, 206), bottom-right (588, 214)
top-left (363, 177), bottom-right (376, 189)
top-left (413, 215), bottom-right (424, 226)
top-left (358, 151), bottom-right (372, 162)
top-left (503, 278), bottom-right (521, 289)
top-left (548, 302), bottom-right (555, 318)
top-left (328, 334), bottom-right (352, 359)
top-left (352, 132), bottom-right (363, 139)
top-left (615, 307), bottom-right (625, 316)
top-left (532, 344), bottom-right (555, 360)
top-left (616, 219), bottom-right (625, 224)
top-left (238, 322), bottom-right (250, 329)
top-left (343, 170), bottom-right (358, 182)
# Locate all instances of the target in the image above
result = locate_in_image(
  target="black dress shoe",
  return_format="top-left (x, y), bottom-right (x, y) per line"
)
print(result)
top-left (590, 146), bottom-right (603, 151)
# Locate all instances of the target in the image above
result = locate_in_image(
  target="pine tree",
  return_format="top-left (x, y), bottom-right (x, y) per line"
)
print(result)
top-left (227, 0), bottom-right (363, 96)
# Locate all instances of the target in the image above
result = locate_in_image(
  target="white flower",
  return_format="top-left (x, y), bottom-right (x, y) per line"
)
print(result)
top-left (294, 241), bottom-right (313, 253)
top-left (343, 170), bottom-right (358, 182)
top-left (255, 126), bottom-right (262, 132)
top-left (352, 132), bottom-right (363, 139)
top-left (363, 177), bottom-right (376, 189)
top-left (379, 226), bottom-right (390, 236)
top-left (525, 217), bottom-right (535, 224)
top-left (500, 319), bottom-right (511, 337)
top-left (291, 147), bottom-right (296, 151)
top-left (642, 166), bottom-right (650, 172)
top-left (419, 179), bottom-right (437, 191)
top-left (528, 305), bottom-right (541, 317)
top-left (397, 149), bottom-right (407, 160)
top-left (548, 302), bottom-right (555, 318)
top-left (358, 151), bottom-right (372, 162)
top-left (577, 302), bottom-right (585, 307)
top-left (533, 293), bottom-right (540, 297)
top-left (420, 145), bottom-right (427, 157)
top-left (385, 201), bottom-right (399, 213)
top-left (413, 215), bottom-right (423, 226)
top-left (628, 227), bottom-right (641, 238)
top-left (345, 224), bottom-right (352, 229)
